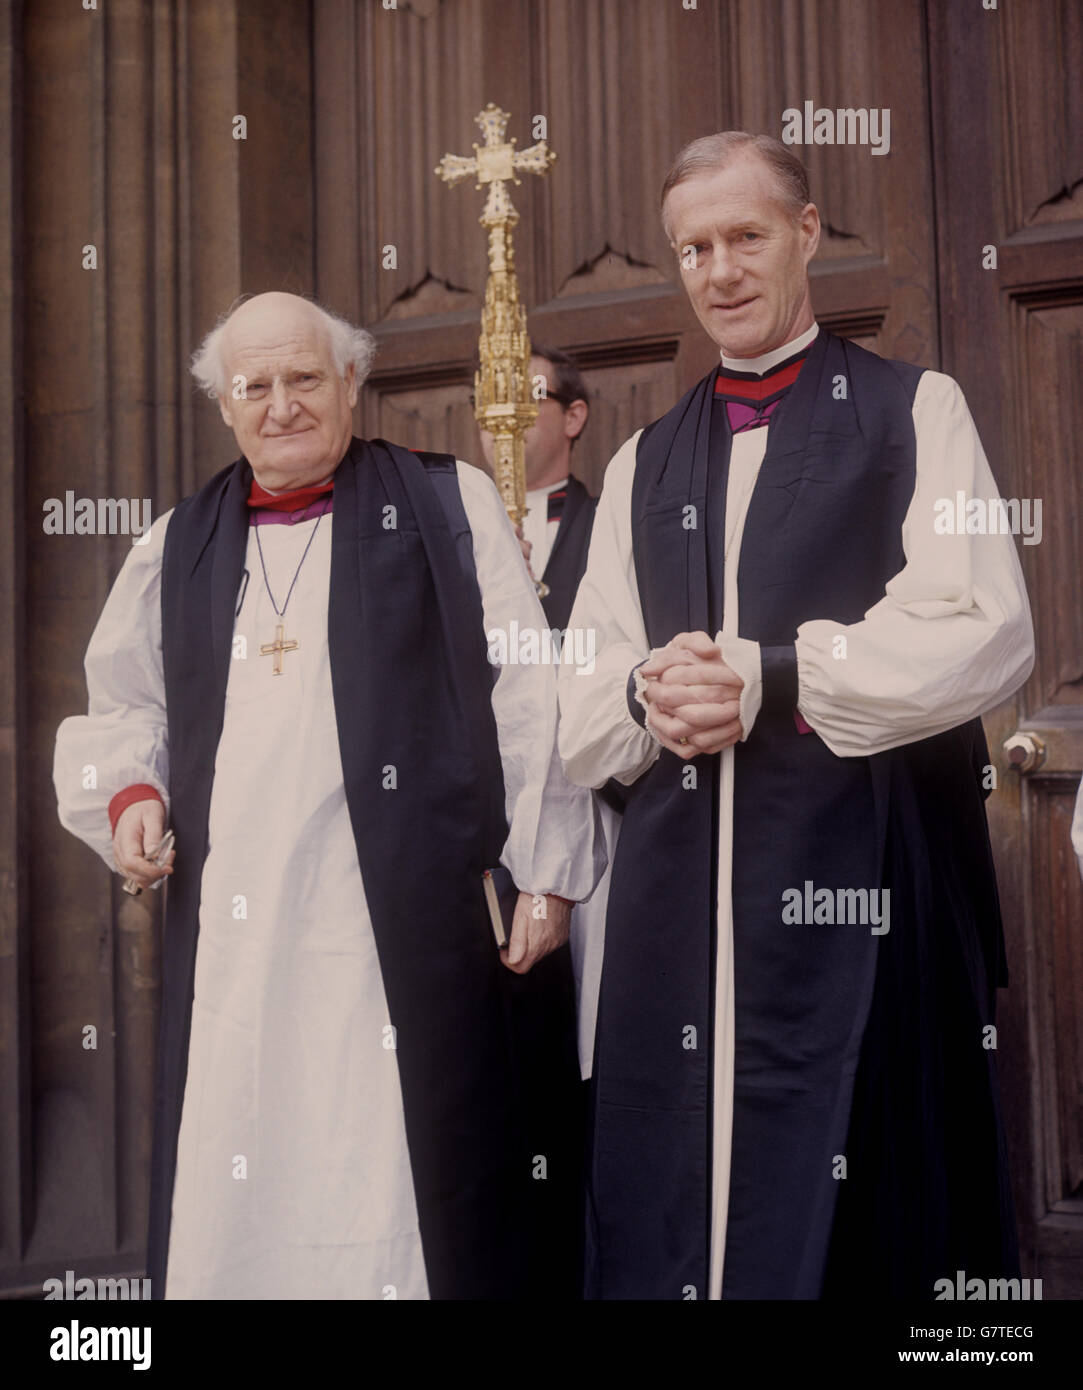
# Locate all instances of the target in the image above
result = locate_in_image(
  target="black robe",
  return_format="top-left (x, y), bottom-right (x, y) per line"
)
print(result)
top-left (489, 472), bottom-right (601, 1290)
top-left (586, 330), bottom-right (1019, 1300)
top-left (539, 475), bottom-right (597, 632)
top-left (537, 476), bottom-right (633, 820)
top-left (150, 437), bottom-right (580, 1299)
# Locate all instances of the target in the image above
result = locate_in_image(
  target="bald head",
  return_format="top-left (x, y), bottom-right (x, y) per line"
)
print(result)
top-left (219, 292), bottom-right (329, 371)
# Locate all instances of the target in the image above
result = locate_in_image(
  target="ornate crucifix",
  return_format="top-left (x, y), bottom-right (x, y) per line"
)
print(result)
top-left (260, 623), bottom-right (299, 676)
top-left (435, 104), bottom-right (556, 531)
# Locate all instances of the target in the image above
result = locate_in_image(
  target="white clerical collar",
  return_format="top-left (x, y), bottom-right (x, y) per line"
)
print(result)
top-left (527, 476), bottom-right (568, 500)
top-left (720, 323), bottom-right (819, 377)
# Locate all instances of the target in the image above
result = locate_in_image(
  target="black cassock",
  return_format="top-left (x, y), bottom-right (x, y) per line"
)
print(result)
top-left (149, 438), bottom-right (581, 1299)
top-left (492, 472), bottom-right (600, 1290)
top-left (587, 330), bottom-right (1020, 1300)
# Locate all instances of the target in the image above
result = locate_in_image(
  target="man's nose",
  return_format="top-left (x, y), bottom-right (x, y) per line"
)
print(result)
top-left (268, 381), bottom-right (296, 420)
top-left (707, 245), bottom-right (741, 288)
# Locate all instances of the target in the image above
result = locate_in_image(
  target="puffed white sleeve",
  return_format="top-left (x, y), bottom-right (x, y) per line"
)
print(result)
top-left (53, 510), bottom-right (173, 870)
top-left (788, 370), bottom-right (1035, 756)
top-left (557, 431), bottom-right (662, 788)
top-left (456, 462), bottom-right (605, 902)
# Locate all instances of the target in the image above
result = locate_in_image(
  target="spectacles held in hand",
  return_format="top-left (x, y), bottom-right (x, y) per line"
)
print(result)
top-left (121, 828), bottom-right (175, 897)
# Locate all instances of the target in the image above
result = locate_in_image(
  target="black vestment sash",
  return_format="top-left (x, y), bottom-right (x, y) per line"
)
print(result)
top-left (587, 330), bottom-right (1017, 1299)
top-left (152, 437), bottom-right (570, 1298)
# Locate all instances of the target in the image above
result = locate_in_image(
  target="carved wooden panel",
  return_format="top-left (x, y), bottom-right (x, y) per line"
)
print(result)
top-left (1030, 781), bottom-right (1083, 1209)
top-left (1013, 299), bottom-right (1083, 709)
top-left (569, 356), bottom-right (681, 497)
top-left (538, 0), bottom-right (728, 298)
top-left (732, 0), bottom-right (887, 261)
top-left (321, 0), bottom-right (539, 326)
top-left (1002, 0), bottom-right (1083, 232)
top-left (732, 0), bottom-right (937, 366)
top-left (377, 383), bottom-right (478, 462)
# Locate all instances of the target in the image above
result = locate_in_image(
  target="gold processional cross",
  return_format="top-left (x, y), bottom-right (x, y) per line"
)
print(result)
top-left (260, 622), bottom-right (299, 676)
top-left (435, 104), bottom-right (556, 537)
top-left (434, 102), bottom-right (555, 220)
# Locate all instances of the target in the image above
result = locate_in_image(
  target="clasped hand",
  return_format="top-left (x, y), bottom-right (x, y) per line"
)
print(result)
top-left (640, 631), bottom-right (744, 757)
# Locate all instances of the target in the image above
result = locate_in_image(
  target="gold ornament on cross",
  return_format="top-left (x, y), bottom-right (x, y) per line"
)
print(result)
top-left (435, 104), bottom-right (557, 533)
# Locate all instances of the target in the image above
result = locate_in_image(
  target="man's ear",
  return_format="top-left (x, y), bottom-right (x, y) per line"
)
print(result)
top-left (344, 364), bottom-right (358, 409)
top-left (800, 202), bottom-right (821, 265)
top-left (564, 399), bottom-right (588, 443)
top-left (217, 394), bottom-right (234, 428)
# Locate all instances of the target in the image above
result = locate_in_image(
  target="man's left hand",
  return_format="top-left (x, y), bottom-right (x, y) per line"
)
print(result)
top-left (502, 891), bottom-right (571, 974)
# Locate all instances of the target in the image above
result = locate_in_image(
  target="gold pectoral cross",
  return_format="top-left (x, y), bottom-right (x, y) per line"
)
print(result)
top-left (260, 622), bottom-right (299, 676)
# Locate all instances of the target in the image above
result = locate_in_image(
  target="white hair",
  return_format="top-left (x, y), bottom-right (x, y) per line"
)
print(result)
top-left (189, 296), bottom-right (377, 399)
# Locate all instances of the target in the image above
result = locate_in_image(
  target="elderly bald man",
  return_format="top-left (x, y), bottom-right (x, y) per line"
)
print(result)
top-left (54, 291), bottom-right (602, 1301)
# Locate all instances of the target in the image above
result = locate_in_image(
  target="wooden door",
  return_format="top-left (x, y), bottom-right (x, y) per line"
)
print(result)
top-left (311, 0), bottom-right (1082, 1296)
top-left (930, 0), bottom-right (1083, 1298)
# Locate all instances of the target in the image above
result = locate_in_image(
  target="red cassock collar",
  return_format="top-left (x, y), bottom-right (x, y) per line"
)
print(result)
top-left (246, 477), bottom-right (335, 512)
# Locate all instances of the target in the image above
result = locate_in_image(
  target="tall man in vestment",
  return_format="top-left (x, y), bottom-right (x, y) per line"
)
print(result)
top-left (558, 133), bottom-right (1034, 1299)
top-left (54, 292), bottom-right (602, 1300)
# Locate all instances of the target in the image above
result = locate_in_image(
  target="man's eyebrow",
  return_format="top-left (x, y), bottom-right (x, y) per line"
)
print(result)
top-left (245, 365), bottom-right (324, 380)
top-left (683, 221), bottom-right (764, 242)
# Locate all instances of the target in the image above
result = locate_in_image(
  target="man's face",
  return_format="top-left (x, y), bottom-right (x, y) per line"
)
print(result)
top-left (478, 356), bottom-right (584, 489)
top-left (664, 153), bottom-right (820, 358)
top-left (217, 294), bottom-right (358, 491)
